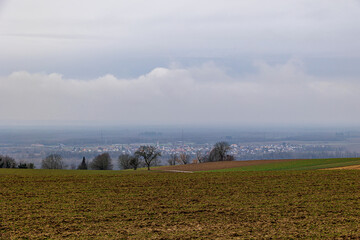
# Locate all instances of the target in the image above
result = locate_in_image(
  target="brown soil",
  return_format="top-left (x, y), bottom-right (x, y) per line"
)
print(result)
top-left (329, 164), bottom-right (360, 170)
top-left (159, 159), bottom-right (298, 172)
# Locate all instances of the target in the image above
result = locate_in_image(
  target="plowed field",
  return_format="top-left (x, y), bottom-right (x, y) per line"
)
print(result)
top-left (1, 169), bottom-right (360, 239)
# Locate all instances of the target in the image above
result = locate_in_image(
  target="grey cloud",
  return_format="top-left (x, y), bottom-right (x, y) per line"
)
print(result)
top-left (0, 1), bottom-right (359, 127)
top-left (0, 60), bottom-right (359, 126)
top-left (0, 33), bottom-right (97, 40)
top-left (1, 1), bottom-right (360, 61)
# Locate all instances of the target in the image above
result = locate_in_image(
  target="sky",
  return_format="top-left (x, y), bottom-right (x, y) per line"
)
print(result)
top-left (0, 0), bottom-right (360, 127)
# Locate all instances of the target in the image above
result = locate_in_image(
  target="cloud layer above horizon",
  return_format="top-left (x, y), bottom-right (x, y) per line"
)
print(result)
top-left (0, 1), bottom-right (360, 126)
top-left (1, 60), bottom-right (359, 126)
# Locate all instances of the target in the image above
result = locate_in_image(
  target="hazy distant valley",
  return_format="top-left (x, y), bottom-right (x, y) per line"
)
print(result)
top-left (1, 126), bottom-right (360, 169)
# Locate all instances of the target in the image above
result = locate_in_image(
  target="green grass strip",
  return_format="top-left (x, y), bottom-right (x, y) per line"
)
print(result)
top-left (205, 158), bottom-right (360, 172)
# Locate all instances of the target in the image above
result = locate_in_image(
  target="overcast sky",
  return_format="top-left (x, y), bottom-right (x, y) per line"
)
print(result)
top-left (1, 0), bottom-right (360, 127)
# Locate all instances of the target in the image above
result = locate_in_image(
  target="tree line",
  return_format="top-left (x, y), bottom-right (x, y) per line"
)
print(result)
top-left (1, 141), bottom-right (233, 171)
top-left (0, 155), bottom-right (35, 169)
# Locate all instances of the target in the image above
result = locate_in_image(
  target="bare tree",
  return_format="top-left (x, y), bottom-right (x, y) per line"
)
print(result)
top-left (18, 162), bottom-right (35, 169)
top-left (225, 155), bottom-right (235, 161)
top-left (208, 142), bottom-right (232, 162)
top-left (129, 156), bottom-right (140, 170)
top-left (135, 145), bottom-right (161, 170)
top-left (41, 154), bottom-right (64, 169)
top-left (215, 141), bottom-right (231, 161)
top-left (118, 154), bottom-right (139, 170)
top-left (196, 151), bottom-right (205, 163)
top-left (90, 153), bottom-right (113, 170)
top-left (0, 155), bottom-right (17, 168)
top-left (178, 153), bottom-right (190, 165)
top-left (118, 154), bottom-right (132, 170)
top-left (167, 154), bottom-right (178, 166)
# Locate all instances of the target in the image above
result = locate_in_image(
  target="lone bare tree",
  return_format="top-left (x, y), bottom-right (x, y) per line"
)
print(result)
top-left (41, 154), bottom-right (64, 169)
top-left (135, 145), bottom-right (161, 170)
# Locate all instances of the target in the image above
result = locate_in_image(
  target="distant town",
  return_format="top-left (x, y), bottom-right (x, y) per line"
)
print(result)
top-left (1, 127), bottom-right (360, 168)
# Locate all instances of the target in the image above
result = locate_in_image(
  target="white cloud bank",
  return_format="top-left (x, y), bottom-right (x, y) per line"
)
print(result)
top-left (0, 60), bottom-right (359, 126)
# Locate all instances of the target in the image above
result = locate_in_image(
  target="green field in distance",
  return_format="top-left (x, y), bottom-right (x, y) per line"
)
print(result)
top-left (205, 158), bottom-right (360, 172)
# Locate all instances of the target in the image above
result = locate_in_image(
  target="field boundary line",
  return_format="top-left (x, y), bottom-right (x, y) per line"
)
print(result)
top-left (161, 170), bottom-right (194, 173)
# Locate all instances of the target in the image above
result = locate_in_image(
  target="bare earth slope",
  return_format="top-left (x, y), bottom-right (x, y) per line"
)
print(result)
top-left (330, 164), bottom-right (360, 170)
top-left (159, 159), bottom-right (297, 172)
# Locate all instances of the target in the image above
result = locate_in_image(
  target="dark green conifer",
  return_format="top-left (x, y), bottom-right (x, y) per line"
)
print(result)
top-left (77, 157), bottom-right (88, 170)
